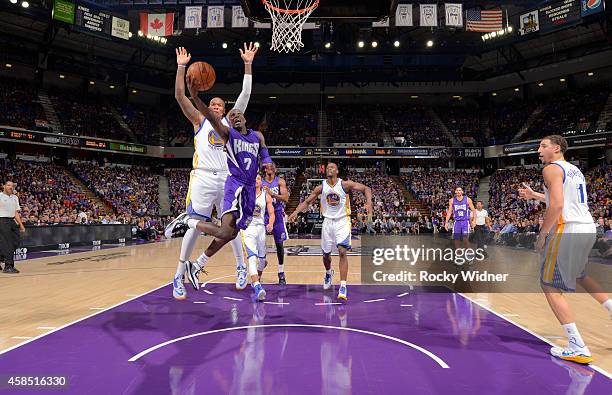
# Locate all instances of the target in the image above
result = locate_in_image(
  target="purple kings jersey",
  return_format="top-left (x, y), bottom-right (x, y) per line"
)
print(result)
top-left (262, 176), bottom-right (285, 212)
top-left (453, 196), bottom-right (469, 222)
top-left (225, 127), bottom-right (260, 185)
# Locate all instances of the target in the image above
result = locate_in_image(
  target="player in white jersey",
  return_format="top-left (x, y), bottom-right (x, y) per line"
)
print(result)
top-left (518, 135), bottom-right (612, 364)
top-left (166, 44), bottom-right (258, 300)
top-left (289, 163), bottom-right (372, 300)
top-left (241, 174), bottom-right (275, 300)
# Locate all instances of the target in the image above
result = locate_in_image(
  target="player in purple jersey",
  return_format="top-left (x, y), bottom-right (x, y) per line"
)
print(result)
top-left (261, 163), bottom-right (289, 285)
top-left (174, 89), bottom-right (273, 294)
top-left (445, 187), bottom-right (476, 263)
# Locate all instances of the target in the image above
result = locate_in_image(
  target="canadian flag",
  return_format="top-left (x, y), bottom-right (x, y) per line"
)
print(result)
top-left (139, 13), bottom-right (174, 36)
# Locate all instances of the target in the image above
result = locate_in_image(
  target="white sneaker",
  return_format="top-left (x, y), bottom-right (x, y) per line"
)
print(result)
top-left (236, 269), bottom-right (248, 290)
top-left (164, 212), bottom-right (190, 239)
top-left (550, 346), bottom-right (593, 364)
top-left (172, 275), bottom-right (187, 300)
top-left (323, 270), bottom-right (334, 290)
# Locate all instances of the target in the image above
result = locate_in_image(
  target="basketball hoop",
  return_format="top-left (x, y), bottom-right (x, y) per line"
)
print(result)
top-left (261, 0), bottom-right (319, 53)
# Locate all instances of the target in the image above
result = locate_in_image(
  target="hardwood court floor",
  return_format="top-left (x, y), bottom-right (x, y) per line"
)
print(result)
top-left (0, 236), bottom-right (610, 373)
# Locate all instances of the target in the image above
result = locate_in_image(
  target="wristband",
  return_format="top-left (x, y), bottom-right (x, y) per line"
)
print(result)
top-left (177, 65), bottom-right (186, 68)
top-left (244, 62), bottom-right (252, 65)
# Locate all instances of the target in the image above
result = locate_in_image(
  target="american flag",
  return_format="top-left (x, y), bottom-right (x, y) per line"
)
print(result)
top-left (466, 8), bottom-right (503, 32)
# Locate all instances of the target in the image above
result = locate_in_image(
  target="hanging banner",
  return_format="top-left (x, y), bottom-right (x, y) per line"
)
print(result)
top-left (519, 10), bottom-right (539, 35)
top-left (445, 3), bottom-right (463, 26)
top-left (420, 4), bottom-right (438, 27)
top-left (184, 6), bottom-right (202, 29)
top-left (207, 5), bottom-right (224, 28)
top-left (111, 16), bottom-right (130, 40)
top-left (395, 4), bottom-right (413, 26)
top-left (232, 5), bottom-right (249, 28)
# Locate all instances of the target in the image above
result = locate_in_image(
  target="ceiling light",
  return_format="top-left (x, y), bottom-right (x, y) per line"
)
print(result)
top-left (110, 85), bottom-right (115, 89)
top-left (371, 41), bottom-right (378, 48)
top-left (89, 81), bottom-right (95, 85)
top-left (324, 42), bottom-right (331, 49)
top-left (559, 78), bottom-right (566, 82)
top-left (132, 89), bottom-right (137, 93)
top-left (492, 92), bottom-right (497, 96)
top-left (587, 72), bottom-right (594, 76)
top-left (394, 40), bottom-right (400, 47)
top-left (358, 41), bottom-right (365, 48)
top-left (59, 74), bottom-right (65, 79)
top-left (514, 87), bottom-right (520, 92)
top-left (222, 42), bottom-right (228, 49)
top-left (254, 42), bottom-right (260, 48)
top-left (21, 1), bottom-right (29, 8)
top-left (426, 40), bottom-right (433, 47)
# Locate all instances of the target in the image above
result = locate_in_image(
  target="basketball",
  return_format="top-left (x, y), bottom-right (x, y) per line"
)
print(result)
top-left (187, 61), bottom-right (216, 92)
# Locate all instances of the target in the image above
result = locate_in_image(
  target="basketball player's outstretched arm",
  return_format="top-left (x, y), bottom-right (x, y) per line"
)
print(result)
top-left (187, 85), bottom-right (230, 140)
top-left (342, 180), bottom-right (373, 221)
top-left (535, 165), bottom-right (565, 251)
top-left (174, 47), bottom-right (204, 129)
top-left (232, 42), bottom-right (258, 113)
top-left (266, 193), bottom-right (275, 233)
top-left (288, 185), bottom-right (323, 222)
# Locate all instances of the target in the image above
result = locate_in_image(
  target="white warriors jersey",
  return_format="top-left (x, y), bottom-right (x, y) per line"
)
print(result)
top-left (192, 117), bottom-right (230, 173)
top-left (320, 179), bottom-right (351, 220)
top-left (250, 189), bottom-right (267, 227)
top-left (544, 160), bottom-right (593, 224)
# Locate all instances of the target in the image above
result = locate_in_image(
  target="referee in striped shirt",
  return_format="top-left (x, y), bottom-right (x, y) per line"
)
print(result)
top-left (0, 180), bottom-right (25, 274)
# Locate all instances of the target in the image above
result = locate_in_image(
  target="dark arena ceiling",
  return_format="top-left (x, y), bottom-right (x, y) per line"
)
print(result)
top-left (0, 0), bottom-right (610, 89)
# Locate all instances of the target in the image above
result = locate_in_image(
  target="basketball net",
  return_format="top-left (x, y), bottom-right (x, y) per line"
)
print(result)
top-left (262, 0), bottom-right (319, 53)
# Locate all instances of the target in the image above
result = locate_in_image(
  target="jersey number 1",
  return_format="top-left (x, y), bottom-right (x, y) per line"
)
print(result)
top-left (576, 184), bottom-right (586, 204)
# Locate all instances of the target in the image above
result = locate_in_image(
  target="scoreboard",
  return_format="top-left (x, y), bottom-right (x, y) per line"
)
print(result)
top-left (75, 4), bottom-right (112, 38)
top-left (52, 0), bottom-right (129, 40)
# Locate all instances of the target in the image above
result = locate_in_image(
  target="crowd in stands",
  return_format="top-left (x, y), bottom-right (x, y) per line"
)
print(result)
top-left (528, 88), bottom-right (609, 139)
top-left (436, 106), bottom-right (482, 145)
top-left (70, 161), bottom-right (160, 218)
top-left (116, 102), bottom-right (161, 145)
top-left (402, 169), bottom-right (481, 217)
top-left (166, 168), bottom-right (189, 216)
top-left (1, 159), bottom-right (102, 226)
top-left (48, 88), bottom-right (127, 141)
top-left (486, 101), bottom-right (535, 145)
top-left (264, 105), bottom-right (318, 146)
top-left (326, 105), bottom-right (381, 145)
top-left (381, 104), bottom-right (452, 146)
top-left (0, 76), bottom-right (46, 130)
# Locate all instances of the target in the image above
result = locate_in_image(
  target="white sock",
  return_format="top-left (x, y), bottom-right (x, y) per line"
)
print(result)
top-left (562, 323), bottom-right (589, 352)
top-left (195, 253), bottom-right (209, 271)
top-left (326, 269), bottom-right (332, 275)
top-left (179, 228), bottom-right (199, 262)
top-left (340, 280), bottom-right (347, 287)
top-left (247, 256), bottom-right (258, 277)
top-left (602, 299), bottom-right (612, 315)
top-left (252, 281), bottom-right (260, 288)
top-left (278, 264), bottom-right (284, 273)
top-left (230, 236), bottom-right (246, 270)
top-left (187, 219), bottom-right (199, 229)
top-left (175, 260), bottom-right (187, 279)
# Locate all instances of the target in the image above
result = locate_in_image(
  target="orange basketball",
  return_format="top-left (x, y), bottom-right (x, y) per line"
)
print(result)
top-left (187, 61), bottom-right (216, 92)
